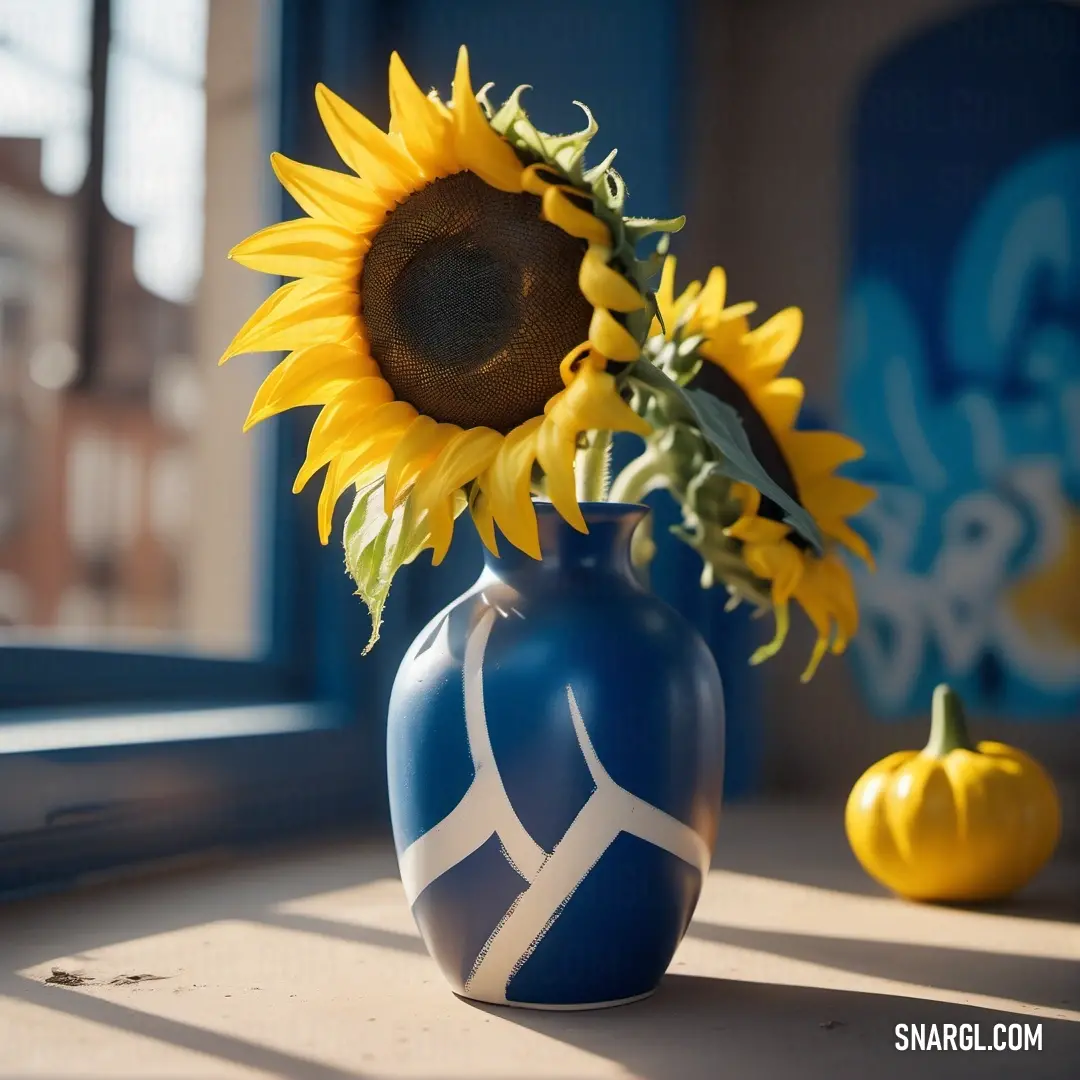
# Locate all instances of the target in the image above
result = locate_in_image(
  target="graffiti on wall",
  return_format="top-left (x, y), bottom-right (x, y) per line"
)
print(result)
top-left (840, 2), bottom-right (1080, 717)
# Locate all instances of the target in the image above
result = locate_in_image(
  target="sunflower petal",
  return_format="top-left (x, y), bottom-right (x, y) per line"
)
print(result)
top-left (821, 556), bottom-right (859, 652)
top-left (219, 278), bottom-right (359, 362)
top-left (675, 283), bottom-right (703, 324)
top-left (743, 306), bottom-right (803, 380)
top-left (803, 475), bottom-right (877, 519)
top-left (724, 516), bottom-right (790, 544)
top-left (469, 481), bottom-right (499, 556)
top-left (800, 635), bottom-right (831, 683)
top-left (219, 279), bottom-right (312, 362)
top-left (315, 82), bottom-right (421, 199)
top-left (654, 255), bottom-right (678, 333)
top-left (412, 426), bottom-right (503, 565)
top-left (337, 436), bottom-right (407, 512)
top-left (744, 539), bottom-right (805, 606)
top-left (382, 415), bottom-right (459, 512)
top-left (535, 416), bottom-right (584, 533)
top-left (243, 343), bottom-right (378, 431)
top-left (521, 161), bottom-right (561, 196)
top-left (791, 556), bottom-right (855, 681)
top-left (317, 436), bottom-right (400, 545)
top-left (579, 245), bottom-right (645, 313)
top-left (294, 392), bottom-right (408, 493)
top-left (546, 362), bottom-right (651, 439)
top-left (589, 307), bottom-right (640, 362)
top-left (558, 341), bottom-right (596, 386)
top-left (269, 153), bottom-right (389, 233)
top-left (726, 482), bottom-right (762, 538)
top-left (296, 382), bottom-right (396, 479)
top-left (694, 266), bottom-right (729, 326)
top-left (388, 52), bottom-right (458, 178)
top-left (697, 308), bottom-right (756, 363)
top-left (541, 186), bottom-right (610, 245)
top-left (450, 45), bottom-right (524, 193)
top-left (783, 430), bottom-right (865, 479)
top-left (819, 517), bottom-right (876, 568)
top-left (749, 601), bottom-right (790, 666)
top-left (538, 364), bottom-right (650, 533)
top-left (484, 415), bottom-right (544, 559)
top-left (229, 218), bottom-right (367, 279)
top-left (795, 603), bottom-right (832, 682)
top-left (758, 376), bottom-right (805, 430)
top-left (316, 455), bottom-right (349, 544)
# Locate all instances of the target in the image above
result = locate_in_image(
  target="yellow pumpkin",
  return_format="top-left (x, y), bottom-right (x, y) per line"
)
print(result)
top-left (845, 684), bottom-right (1061, 902)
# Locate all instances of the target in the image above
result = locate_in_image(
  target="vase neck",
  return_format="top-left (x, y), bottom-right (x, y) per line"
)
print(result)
top-left (483, 502), bottom-right (647, 583)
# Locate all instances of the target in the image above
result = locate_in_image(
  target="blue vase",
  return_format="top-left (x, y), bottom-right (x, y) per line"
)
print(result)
top-left (387, 501), bottom-right (725, 1010)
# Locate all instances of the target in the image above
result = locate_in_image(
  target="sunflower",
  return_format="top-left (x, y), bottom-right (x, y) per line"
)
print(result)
top-left (221, 46), bottom-right (677, 573)
top-left (652, 257), bottom-right (876, 681)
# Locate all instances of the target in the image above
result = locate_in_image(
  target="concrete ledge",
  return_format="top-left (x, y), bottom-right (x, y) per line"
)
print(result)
top-left (0, 801), bottom-right (1076, 1079)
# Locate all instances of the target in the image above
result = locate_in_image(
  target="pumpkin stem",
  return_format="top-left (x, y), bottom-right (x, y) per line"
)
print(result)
top-left (924, 683), bottom-right (974, 757)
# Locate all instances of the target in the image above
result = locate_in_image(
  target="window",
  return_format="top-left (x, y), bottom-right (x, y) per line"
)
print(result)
top-left (0, 0), bottom-right (384, 898)
top-left (0, 0), bottom-right (261, 653)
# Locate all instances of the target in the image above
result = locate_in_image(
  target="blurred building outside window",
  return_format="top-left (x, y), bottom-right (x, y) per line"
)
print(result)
top-left (0, 0), bottom-right (266, 653)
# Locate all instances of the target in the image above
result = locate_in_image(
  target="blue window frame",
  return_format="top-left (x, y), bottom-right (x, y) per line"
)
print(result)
top-left (0, 0), bottom-right (760, 899)
top-left (0, 0), bottom-right (392, 897)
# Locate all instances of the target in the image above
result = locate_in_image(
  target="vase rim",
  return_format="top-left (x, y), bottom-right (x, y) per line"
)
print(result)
top-left (482, 500), bottom-right (648, 574)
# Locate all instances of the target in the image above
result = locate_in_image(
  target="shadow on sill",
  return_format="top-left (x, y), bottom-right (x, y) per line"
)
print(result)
top-left (8, 966), bottom-right (1079, 1080)
top-left (469, 973), bottom-right (1080, 1080)
top-left (1, 815), bottom-right (1077, 1080)
top-left (711, 798), bottom-right (1080, 925)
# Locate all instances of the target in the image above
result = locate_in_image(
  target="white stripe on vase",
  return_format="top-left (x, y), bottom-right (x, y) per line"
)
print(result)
top-left (399, 608), bottom-right (547, 905)
top-left (464, 687), bottom-right (710, 1003)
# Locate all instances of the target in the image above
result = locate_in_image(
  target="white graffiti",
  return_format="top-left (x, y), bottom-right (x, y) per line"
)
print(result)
top-left (853, 461), bottom-right (1080, 710)
top-left (842, 140), bottom-right (1080, 713)
top-left (397, 606), bottom-right (711, 1006)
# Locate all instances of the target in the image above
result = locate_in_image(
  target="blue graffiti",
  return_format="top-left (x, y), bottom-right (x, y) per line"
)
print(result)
top-left (841, 140), bottom-right (1080, 717)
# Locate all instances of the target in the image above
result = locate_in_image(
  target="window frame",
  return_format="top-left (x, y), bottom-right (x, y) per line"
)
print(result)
top-left (0, 0), bottom-right (316, 715)
top-left (0, 0), bottom-right (400, 899)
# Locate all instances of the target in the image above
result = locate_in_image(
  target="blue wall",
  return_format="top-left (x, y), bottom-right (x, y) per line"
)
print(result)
top-left (840, 1), bottom-right (1080, 718)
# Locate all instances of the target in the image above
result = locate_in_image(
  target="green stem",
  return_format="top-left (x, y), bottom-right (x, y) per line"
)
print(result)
top-left (609, 453), bottom-right (673, 572)
top-left (923, 683), bottom-right (975, 757)
top-left (609, 452), bottom-right (667, 504)
top-left (577, 429), bottom-right (612, 502)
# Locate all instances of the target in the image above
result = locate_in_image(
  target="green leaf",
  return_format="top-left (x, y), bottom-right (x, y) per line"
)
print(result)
top-left (598, 166), bottom-right (627, 214)
top-left (625, 354), bottom-right (696, 423)
top-left (475, 82), bottom-right (496, 119)
top-left (542, 101), bottom-right (599, 164)
top-left (650, 334), bottom-right (704, 386)
top-left (624, 361), bottom-right (823, 551)
top-left (582, 147), bottom-right (618, 186)
top-left (638, 249), bottom-right (667, 284)
top-left (623, 215), bottom-right (686, 243)
top-left (684, 388), bottom-right (824, 553)
top-left (343, 482), bottom-right (431, 654)
top-left (489, 84), bottom-right (531, 135)
top-left (507, 115), bottom-right (548, 158)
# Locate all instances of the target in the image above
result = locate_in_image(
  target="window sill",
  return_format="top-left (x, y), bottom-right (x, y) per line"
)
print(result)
top-left (0, 701), bottom-right (328, 755)
top-left (1, 803), bottom-right (1076, 1078)
top-left (0, 701), bottom-right (385, 898)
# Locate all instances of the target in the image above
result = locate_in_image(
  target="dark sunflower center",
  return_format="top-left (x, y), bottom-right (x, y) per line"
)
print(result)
top-left (698, 363), bottom-right (811, 551)
top-left (361, 171), bottom-right (593, 434)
